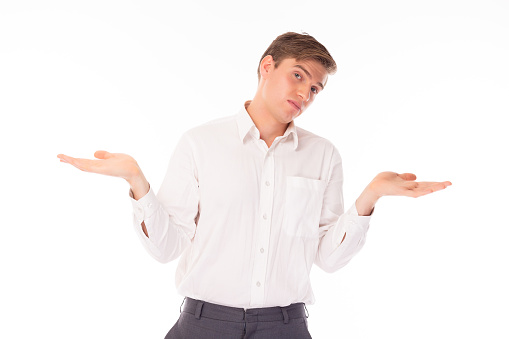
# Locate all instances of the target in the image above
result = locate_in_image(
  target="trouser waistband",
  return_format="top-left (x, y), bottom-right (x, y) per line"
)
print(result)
top-left (181, 297), bottom-right (308, 324)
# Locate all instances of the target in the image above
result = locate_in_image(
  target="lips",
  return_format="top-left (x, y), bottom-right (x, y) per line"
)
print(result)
top-left (288, 100), bottom-right (301, 111)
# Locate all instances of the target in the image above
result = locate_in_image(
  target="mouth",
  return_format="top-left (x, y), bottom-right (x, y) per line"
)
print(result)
top-left (288, 100), bottom-right (301, 111)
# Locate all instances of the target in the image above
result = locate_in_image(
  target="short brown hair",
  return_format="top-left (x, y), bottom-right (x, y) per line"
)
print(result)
top-left (257, 32), bottom-right (337, 80)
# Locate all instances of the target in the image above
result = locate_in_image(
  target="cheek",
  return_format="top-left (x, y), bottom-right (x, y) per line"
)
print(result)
top-left (268, 85), bottom-right (286, 103)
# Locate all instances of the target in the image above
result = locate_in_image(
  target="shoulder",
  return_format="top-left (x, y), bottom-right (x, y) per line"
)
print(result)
top-left (296, 126), bottom-right (337, 151)
top-left (295, 125), bottom-right (343, 167)
top-left (182, 113), bottom-right (238, 140)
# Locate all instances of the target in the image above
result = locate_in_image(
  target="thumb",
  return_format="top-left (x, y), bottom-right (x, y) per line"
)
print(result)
top-left (94, 150), bottom-right (113, 159)
top-left (399, 173), bottom-right (417, 181)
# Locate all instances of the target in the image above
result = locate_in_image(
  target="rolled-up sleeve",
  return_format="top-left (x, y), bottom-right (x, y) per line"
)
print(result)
top-left (315, 146), bottom-right (371, 273)
top-left (128, 132), bottom-right (199, 263)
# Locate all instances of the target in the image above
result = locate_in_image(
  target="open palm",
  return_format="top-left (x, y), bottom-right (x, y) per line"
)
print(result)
top-left (57, 151), bottom-right (141, 182)
top-left (369, 172), bottom-right (452, 198)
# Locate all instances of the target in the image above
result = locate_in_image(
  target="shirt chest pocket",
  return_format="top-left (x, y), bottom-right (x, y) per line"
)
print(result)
top-left (282, 176), bottom-right (327, 238)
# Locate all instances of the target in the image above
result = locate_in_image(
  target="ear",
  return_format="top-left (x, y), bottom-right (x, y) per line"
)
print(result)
top-left (259, 55), bottom-right (274, 80)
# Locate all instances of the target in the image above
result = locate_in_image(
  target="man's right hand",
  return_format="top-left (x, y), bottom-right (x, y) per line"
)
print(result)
top-left (57, 151), bottom-right (150, 200)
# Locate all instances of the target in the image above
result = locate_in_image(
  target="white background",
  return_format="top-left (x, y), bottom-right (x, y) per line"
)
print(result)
top-left (1, 1), bottom-right (508, 338)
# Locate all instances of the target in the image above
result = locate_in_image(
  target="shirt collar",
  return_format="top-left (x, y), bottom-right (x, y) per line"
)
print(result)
top-left (236, 101), bottom-right (299, 150)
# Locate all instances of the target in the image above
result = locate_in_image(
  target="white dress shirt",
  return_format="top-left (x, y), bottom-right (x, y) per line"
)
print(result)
top-left (129, 102), bottom-right (371, 309)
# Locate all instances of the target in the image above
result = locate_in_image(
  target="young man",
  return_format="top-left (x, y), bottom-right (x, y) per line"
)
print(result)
top-left (58, 32), bottom-right (451, 338)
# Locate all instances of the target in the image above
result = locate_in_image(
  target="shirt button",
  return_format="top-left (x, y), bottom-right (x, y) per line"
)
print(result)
top-left (263, 214), bottom-right (267, 220)
top-left (147, 202), bottom-right (153, 208)
top-left (260, 248), bottom-right (264, 253)
top-left (265, 181), bottom-right (270, 186)
top-left (256, 281), bottom-right (261, 287)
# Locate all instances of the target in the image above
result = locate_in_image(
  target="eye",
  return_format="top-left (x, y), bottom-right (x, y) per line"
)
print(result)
top-left (294, 73), bottom-right (302, 79)
top-left (311, 87), bottom-right (318, 94)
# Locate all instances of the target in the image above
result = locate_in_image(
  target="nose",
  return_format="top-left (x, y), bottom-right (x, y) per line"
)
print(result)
top-left (297, 85), bottom-right (311, 102)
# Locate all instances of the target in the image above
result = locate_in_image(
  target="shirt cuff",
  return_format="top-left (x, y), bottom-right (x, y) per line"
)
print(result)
top-left (340, 204), bottom-right (371, 241)
top-left (352, 202), bottom-right (374, 218)
top-left (128, 185), bottom-right (159, 223)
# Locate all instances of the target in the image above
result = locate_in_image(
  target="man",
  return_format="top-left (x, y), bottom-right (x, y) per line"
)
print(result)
top-left (58, 32), bottom-right (451, 338)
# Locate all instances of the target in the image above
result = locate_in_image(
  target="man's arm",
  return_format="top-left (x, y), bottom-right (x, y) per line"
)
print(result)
top-left (314, 146), bottom-right (451, 273)
top-left (58, 151), bottom-right (151, 236)
top-left (58, 144), bottom-right (199, 263)
top-left (314, 147), bottom-right (371, 272)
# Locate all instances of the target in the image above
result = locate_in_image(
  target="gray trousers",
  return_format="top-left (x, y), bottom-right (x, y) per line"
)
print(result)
top-left (164, 297), bottom-right (313, 339)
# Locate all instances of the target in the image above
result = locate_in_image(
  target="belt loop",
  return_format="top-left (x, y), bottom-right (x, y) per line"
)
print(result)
top-left (180, 297), bottom-right (186, 313)
top-left (195, 301), bottom-right (204, 320)
top-left (304, 304), bottom-right (309, 318)
top-left (281, 307), bottom-right (289, 324)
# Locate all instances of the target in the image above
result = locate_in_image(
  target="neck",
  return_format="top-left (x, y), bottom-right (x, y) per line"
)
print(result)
top-left (245, 98), bottom-right (289, 148)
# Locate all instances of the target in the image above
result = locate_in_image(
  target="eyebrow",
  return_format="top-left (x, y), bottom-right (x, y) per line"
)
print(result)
top-left (295, 64), bottom-right (325, 90)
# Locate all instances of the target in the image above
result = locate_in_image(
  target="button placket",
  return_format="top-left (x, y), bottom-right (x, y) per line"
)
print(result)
top-left (250, 150), bottom-right (275, 306)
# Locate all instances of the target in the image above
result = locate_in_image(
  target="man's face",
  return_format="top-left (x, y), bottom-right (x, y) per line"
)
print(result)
top-left (260, 57), bottom-right (328, 124)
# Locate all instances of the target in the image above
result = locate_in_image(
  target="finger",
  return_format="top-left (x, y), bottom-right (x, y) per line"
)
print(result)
top-left (415, 181), bottom-right (452, 189)
top-left (428, 182), bottom-right (451, 192)
top-left (57, 154), bottom-right (68, 163)
top-left (94, 150), bottom-right (113, 159)
top-left (399, 173), bottom-right (417, 181)
top-left (58, 154), bottom-right (87, 171)
top-left (410, 182), bottom-right (451, 197)
top-left (59, 155), bottom-right (97, 172)
top-left (413, 181), bottom-right (440, 188)
top-left (57, 154), bottom-right (75, 164)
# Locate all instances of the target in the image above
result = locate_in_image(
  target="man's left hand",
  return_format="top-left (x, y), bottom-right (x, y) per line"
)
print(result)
top-left (355, 172), bottom-right (452, 216)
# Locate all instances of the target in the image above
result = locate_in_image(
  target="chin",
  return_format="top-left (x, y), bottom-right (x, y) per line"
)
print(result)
top-left (280, 114), bottom-right (296, 124)
top-left (291, 112), bottom-right (303, 121)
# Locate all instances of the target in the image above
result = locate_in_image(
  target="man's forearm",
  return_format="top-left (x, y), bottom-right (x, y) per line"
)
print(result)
top-left (128, 172), bottom-right (151, 237)
top-left (128, 171), bottom-right (150, 201)
top-left (355, 186), bottom-right (379, 216)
